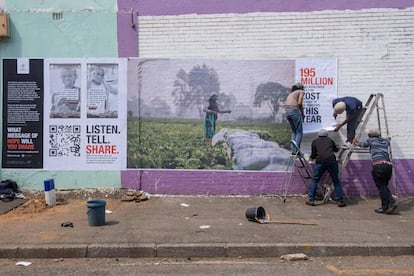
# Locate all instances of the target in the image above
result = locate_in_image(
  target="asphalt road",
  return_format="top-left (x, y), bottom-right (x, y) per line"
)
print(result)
top-left (2, 256), bottom-right (414, 275)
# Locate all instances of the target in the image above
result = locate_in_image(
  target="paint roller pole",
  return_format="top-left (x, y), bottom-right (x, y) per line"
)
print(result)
top-left (246, 206), bottom-right (317, 225)
top-left (264, 220), bottom-right (317, 225)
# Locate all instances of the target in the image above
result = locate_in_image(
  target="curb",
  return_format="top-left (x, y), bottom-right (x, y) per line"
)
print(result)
top-left (0, 243), bottom-right (412, 259)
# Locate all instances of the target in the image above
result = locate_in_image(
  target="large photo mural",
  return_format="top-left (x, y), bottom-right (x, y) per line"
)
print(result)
top-left (127, 58), bottom-right (337, 171)
top-left (2, 58), bottom-right (336, 172)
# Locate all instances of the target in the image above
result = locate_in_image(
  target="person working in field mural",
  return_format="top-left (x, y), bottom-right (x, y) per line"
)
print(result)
top-left (203, 93), bottom-right (231, 146)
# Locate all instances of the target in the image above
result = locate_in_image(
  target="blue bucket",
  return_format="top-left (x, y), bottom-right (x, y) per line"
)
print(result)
top-left (86, 199), bottom-right (106, 226)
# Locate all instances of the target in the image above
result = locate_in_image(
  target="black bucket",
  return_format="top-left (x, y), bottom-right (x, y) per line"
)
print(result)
top-left (245, 206), bottom-right (266, 222)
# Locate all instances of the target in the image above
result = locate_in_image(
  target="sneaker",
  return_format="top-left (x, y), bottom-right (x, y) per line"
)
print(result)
top-left (385, 204), bottom-right (398, 214)
top-left (305, 200), bottom-right (315, 206)
top-left (375, 207), bottom-right (386, 213)
top-left (337, 201), bottom-right (347, 207)
top-left (342, 142), bottom-right (351, 150)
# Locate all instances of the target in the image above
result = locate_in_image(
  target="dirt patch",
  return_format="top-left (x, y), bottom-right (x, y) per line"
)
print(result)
top-left (2, 188), bottom-right (146, 217)
top-left (17, 197), bottom-right (61, 214)
top-left (4, 196), bottom-right (67, 216)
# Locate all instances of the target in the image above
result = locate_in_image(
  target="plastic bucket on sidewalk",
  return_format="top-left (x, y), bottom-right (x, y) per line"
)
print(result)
top-left (245, 206), bottom-right (266, 222)
top-left (86, 199), bottom-right (106, 226)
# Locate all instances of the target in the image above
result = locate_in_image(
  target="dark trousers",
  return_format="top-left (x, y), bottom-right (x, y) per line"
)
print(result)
top-left (372, 163), bottom-right (395, 209)
top-left (309, 160), bottom-right (344, 202)
top-left (346, 107), bottom-right (363, 142)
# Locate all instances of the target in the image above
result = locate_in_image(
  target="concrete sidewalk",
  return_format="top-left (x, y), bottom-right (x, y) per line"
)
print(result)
top-left (0, 195), bottom-right (413, 259)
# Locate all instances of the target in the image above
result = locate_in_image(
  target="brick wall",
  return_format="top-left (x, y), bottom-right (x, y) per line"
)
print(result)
top-left (125, 7), bottom-right (414, 196)
top-left (137, 8), bottom-right (414, 159)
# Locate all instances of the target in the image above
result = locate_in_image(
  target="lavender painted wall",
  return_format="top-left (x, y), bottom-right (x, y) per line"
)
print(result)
top-left (117, 0), bottom-right (414, 197)
top-left (117, 11), bottom-right (138, 57)
top-left (118, 0), bottom-right (414, 16)
top-left (122, 159), bottom-right (413, 196)
top-left (116, 0), bottom-right (414, 62)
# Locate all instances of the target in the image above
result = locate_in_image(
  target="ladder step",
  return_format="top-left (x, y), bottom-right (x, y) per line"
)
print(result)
top-left (352, 148), bottom-right (370, 153)
top-left (336, 93), bottom-right (392, 180)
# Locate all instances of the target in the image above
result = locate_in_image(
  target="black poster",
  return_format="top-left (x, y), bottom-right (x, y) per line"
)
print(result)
top-left (2, 59), bottom-right (44, 168)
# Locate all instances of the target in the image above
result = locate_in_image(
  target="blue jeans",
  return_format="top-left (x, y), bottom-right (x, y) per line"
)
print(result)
top-left (309, 160), bottom-right (344, 202)
top-left (286, 108), bottom-right (303, 153)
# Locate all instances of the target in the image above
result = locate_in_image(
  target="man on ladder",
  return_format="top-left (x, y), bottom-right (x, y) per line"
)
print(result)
top-left (331, 93), bottom-right (397, 212)
top-left (332, 96), bottom-right (363, 149)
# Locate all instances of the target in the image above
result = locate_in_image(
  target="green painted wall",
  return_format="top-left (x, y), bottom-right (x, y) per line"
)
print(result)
top-left (0, 0), bottom-right (121, 190)
top-left (2, 1), bottom-right (118, 57)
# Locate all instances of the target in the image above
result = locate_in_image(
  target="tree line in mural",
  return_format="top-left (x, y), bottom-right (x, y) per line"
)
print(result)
top-left (253, 82), bottom-right (291, 119)
top-left (172, 64), bottom-right (235, 118)
top-left (127, 63), bottom-right (291, 170)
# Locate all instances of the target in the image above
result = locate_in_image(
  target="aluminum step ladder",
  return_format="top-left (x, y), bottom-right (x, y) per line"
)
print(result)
top-left (337, 93), bottom-right (390, 175)
top-left (279, 140), bottom-right (324, 202)
top-left (324, 93), bottom-right (397, 201)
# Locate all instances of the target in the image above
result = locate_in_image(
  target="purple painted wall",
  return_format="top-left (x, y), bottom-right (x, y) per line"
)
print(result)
top-left (117, 11), bottom-right (138, 57)
top-left (116, 0), bottom-right (414, 59)
top-left (117, 0), bottom-right (414, 16)
top-left (117, 0), bottom-right (414, 196)
top-left (122, 160), bottom-right (413, 197)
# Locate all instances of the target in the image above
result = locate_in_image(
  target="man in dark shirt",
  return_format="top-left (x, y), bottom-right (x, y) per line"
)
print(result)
top-left (306, 129), bottom-right (346, 207)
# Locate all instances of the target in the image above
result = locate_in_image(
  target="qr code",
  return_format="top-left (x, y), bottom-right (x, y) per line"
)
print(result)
top-left (48, 125), bottom-right (81, 157)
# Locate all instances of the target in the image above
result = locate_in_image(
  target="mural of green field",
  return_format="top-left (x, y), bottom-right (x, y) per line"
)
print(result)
top-left (127, 118), bottom-right (291, 170)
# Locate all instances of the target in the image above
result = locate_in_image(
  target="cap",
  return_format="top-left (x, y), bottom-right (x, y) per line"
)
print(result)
top-left (367, 128), bottom-right (380, 137)
top-left (334, 101), bottom-right (346, 114)
top-left (318, 129), bottom-right (329, 137)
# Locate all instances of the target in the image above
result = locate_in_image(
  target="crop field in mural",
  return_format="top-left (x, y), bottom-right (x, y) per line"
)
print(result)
top-left (126, 58), bottom-right (296, 171)
top-left (127, 117), bottom-right (291, 170)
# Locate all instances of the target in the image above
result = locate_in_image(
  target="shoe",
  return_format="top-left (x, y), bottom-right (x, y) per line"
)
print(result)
top-left (375, 207), bottom-right (386, 213)
top-left (305, 200), bottom-right (315, 206)
top-left (342, 142), bottom-right (351, 150)
top-left (385, 204), bottom-right (398, 214)
top-left (337, 201), bottom-right (347, 207)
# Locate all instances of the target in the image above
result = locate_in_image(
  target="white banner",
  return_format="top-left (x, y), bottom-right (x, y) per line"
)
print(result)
top-left (295, 58), bottom-right (337, 134)
top-left (43, 58), bottom-right (127, 170)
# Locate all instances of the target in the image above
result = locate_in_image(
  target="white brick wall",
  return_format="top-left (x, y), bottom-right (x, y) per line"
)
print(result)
top-left (138, 8), bottom-right (414, 159)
